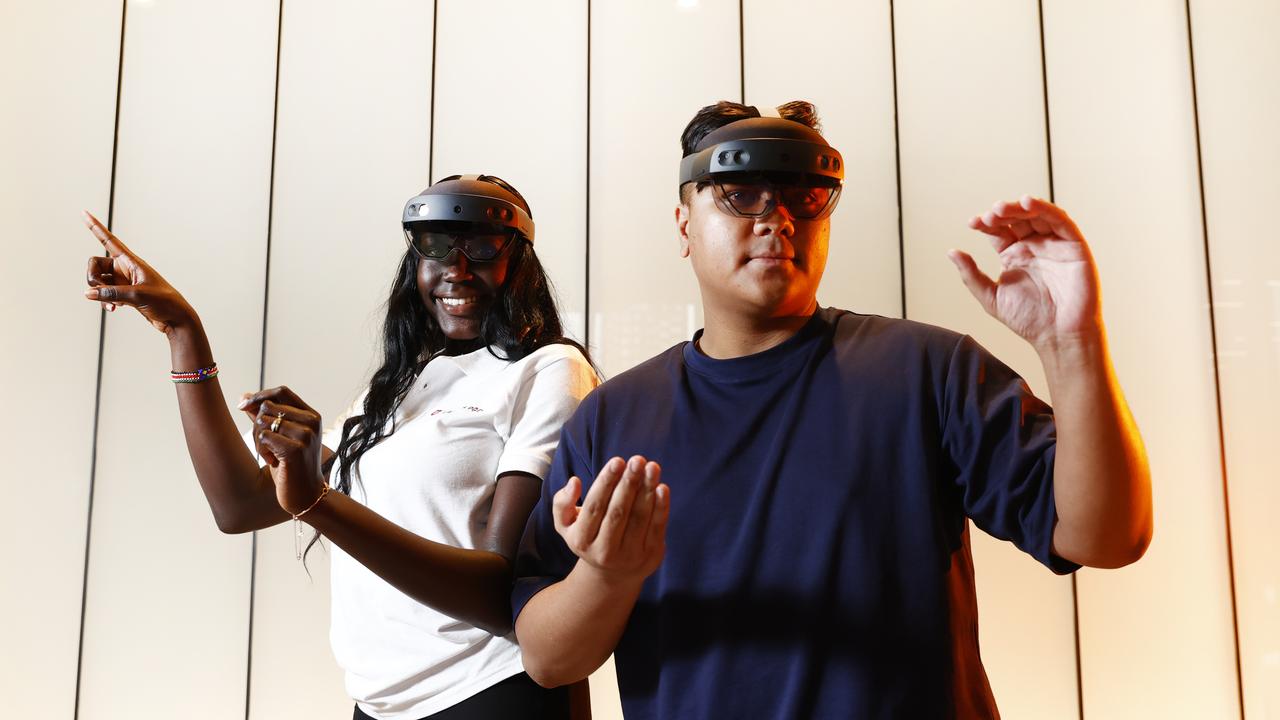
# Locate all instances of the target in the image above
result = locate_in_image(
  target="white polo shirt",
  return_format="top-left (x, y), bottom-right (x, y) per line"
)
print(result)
top-left (315, 342), bottom-right (598, 719)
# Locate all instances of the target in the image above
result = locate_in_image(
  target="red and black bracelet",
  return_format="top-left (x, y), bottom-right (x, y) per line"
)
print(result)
top-left (171, 363), bottom-right (218, 384)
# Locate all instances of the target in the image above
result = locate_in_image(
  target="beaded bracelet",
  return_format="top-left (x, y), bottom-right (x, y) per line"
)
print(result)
top-left (171, 363), bottom-right (219, 384)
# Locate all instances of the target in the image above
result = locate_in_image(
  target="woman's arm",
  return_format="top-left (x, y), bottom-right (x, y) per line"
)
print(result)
top-left (251, 386), bottom-right (544, 635)
top-left (305, 470), bottom-right (540, 636)
top-left (82, 211), bottom-right (288, 533)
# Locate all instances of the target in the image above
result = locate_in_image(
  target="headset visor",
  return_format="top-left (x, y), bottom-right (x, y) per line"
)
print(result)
top-left (404, 224), bottom-right (515, 262)
top-left (711, 176), bottom-right (842, 220)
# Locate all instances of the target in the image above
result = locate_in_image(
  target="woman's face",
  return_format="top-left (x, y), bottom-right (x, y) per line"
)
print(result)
top-left (416, 243), bottom-right (514, 341)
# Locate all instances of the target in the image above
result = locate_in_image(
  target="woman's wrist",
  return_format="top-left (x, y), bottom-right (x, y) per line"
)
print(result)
top-left (167, 315), bottom-right (214, 371)
top-left (298, 483), bottom-right (338, 526)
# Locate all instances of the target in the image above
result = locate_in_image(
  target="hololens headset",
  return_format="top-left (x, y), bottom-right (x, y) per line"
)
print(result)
top-left (678, 117), bottom-right (845, 220)
top-left (402, 175), bottom-right (535, 262)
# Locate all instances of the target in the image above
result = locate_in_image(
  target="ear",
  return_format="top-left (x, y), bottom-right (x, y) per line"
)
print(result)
top-left (675, 203), bottom-right (691, 258)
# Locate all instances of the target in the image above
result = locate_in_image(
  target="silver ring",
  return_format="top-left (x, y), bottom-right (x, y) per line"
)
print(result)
top-left (270, 412), bottom-right (284, 433)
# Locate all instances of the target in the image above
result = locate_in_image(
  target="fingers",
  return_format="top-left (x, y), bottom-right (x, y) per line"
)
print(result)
top-left (82, 210), bottom-right (134, 258)
top-left (238, 387), bottom-right (297, 416)
top-left (620, 461), bottom-right (659, 550)
top-left (255, 423), bottom-right (306, 465)
top-left (253, 409), bottom-right (316, 466)
top-left (595, 456), bottom-right (647, 552)
top-left (259, 447), bottom-right (281, 467)
top-left (83, 252), bottom-right (142, 310)
top-left (238, 385), bottom-right (318, 416)
top-left (86, 255), bottom-right (114, 286)
top-left (946, 249), bottom-right (997, 316)
top-left (573, 457), bottom-right (627, 547)
top-left (252, 399), bottom-right (320, 432)
top-left (968, 215), bottom-right (1018, 253)
top-left (1029, 217), bottom-right (1054, 236)
top-left (85, 256), bottom-right (118, 312)
top-left (979, 196), bottom-right (1084, 243)
top-left (645, 482), bottom-right (670, 556)
top-left (557, 457), bottom-right (668, 579)
top-left (636, 462), bottom-right (666, 554)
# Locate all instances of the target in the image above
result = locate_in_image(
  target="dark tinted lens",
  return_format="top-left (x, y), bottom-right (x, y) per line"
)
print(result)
top-left (413, 231), bottom-right (454, 259)
top-left (719, 183), bottom-right (775, 216)
top-left (779, 186), bottom-right (835, 218)
top-left (457, 233), bottom-right (509, 260)
top-left (412, 230), bottom-right (510, 261)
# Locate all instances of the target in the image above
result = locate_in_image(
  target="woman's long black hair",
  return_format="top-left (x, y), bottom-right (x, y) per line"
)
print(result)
top-left (305, 175), bottom-right (590, 560)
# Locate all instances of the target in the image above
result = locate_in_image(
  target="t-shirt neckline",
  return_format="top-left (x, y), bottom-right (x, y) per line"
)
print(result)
top-left (683, 309), bottom-right (828, 383)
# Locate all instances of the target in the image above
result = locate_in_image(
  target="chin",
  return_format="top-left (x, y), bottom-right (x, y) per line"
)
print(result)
top-left (436, 318), bottom-right (483, 340)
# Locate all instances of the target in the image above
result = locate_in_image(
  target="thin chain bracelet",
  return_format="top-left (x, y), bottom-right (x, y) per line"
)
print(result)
top-left (293, 483), bottom-right (331, 560)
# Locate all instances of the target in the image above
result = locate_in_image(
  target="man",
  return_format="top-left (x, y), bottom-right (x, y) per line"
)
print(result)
top-left (512, 100), bottom-right (1152, 718)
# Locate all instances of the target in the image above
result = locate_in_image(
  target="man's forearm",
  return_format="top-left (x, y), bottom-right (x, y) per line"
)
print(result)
top-left (1038, 330), bottom-right (1152, 568)
top-left (516, 561), bottom-right (646, 688)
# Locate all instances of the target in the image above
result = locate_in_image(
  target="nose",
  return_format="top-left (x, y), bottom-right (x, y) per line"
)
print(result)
top-left (754, 202), bottom-right (795, 238)
top-left (439, 250), bottom-right (473, 281)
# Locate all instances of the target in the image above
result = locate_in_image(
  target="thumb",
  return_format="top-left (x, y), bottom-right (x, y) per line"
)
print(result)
top-left (84, 283), bottom-right (144, 306)
top-left (552, 476), bottom-right (582, 534)
top-left (947, 250), bottom-right (997, 316)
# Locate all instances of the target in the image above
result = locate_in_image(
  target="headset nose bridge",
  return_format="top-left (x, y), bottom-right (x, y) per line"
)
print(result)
top-left (756, 199), bottom-right (797, 236)
top-left (440, 249), bottom-right (472, 278)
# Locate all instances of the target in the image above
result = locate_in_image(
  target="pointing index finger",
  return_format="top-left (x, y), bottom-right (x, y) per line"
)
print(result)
top-left (82, 210), bottom-right (132, 257)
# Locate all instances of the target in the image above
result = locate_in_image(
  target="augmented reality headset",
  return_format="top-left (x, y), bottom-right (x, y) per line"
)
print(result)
top-left (679, 117), bottom-right (844, 188)
top-left (402, 174), bottom-right (535, 243)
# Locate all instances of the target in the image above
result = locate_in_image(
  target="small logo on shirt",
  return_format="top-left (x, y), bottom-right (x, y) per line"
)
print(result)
top-left (430, 406), bottom-right (485, 416)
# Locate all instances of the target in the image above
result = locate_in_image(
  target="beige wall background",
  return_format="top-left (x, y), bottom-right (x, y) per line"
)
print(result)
top-left (2, 0), bottom-right (1275, 718)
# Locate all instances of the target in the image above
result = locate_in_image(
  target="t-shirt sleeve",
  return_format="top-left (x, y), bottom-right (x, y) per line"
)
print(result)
top-left (496, 349), bottom-right (600, 481)
top-left (941, 334), bottom-right (1080, 575)
top-left (510, 392), bottom-right (598, 622)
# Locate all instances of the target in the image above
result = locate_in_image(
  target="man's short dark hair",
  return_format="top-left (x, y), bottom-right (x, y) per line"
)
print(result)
top-left (678, 100), bottom-right (823, 203)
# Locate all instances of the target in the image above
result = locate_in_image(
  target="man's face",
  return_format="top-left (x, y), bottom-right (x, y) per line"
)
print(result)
top-left (676, 181), bottom-right (830, 320)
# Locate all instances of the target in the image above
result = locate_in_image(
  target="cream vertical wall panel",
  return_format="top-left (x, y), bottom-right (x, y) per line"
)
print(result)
top-left (587, 1), bottom-right (740, 716)
top-left (589, 0), bottom-right (740, 376)
top-left (432, 0), bottom-right (588, 340)
top-left (0, 1), bottom-right (122, 716)
top-left (894, 1), bottom-right (1079, 717)
top-left (743, 0), bottom-right (901, 318)
top-left (77, 1), bottom-right (279, 717)
top-left (1042, 1), bottom-right (1240, 717)
top-left (1190, 2), bottom-right (1280, 714)
top-left (432, 6), bottom-right (594, 710)
top-left (250, 2), bottom-right (436, 717)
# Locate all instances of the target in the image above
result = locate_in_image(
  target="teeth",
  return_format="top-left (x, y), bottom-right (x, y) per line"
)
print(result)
top-left (439, 297), bottom-right (477, 307)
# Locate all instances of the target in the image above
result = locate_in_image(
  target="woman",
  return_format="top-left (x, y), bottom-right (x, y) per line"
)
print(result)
top-left (83, 175), bottom-right (597, 719)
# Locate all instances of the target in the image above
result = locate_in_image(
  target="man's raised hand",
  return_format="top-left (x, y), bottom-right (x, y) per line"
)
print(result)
top-left (553, 455), bottom-right (669, 585)
top-left (948, 195), bottom-right (1102, 350)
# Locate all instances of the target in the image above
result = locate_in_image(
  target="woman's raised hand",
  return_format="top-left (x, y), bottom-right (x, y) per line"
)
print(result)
top-left (82, 210), bottom-right (198, 335)
top-left (239, 386), bottom-right (328, 515)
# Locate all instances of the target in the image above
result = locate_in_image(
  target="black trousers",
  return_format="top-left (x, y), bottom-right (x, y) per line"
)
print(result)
top-left (352, 672), bottom-right (569, 720)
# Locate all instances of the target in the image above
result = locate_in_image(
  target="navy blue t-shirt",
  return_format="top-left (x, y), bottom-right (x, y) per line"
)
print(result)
top-left (513, 308), bottom-right (1078, 719)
